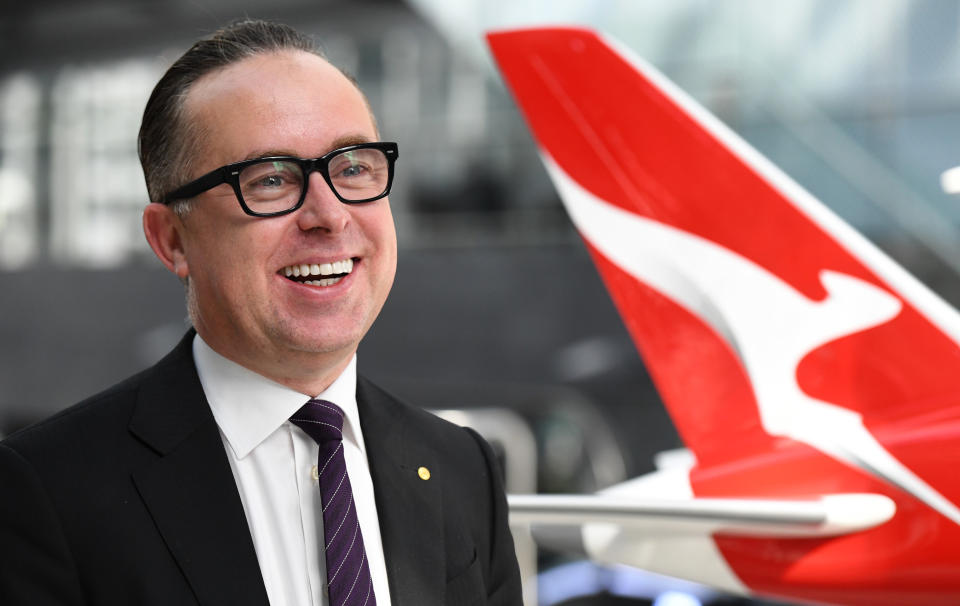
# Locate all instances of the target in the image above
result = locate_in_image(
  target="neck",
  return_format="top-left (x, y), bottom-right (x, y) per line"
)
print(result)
top-left (196, 329), bottom-right (356, 397)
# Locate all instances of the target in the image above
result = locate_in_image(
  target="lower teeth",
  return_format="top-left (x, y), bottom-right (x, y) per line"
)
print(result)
top-left (302, 277), bottom-right (342, 287)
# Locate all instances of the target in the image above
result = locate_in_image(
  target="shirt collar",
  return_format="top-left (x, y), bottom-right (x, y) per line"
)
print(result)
top-left (192, 333), bottom-right (363, 459)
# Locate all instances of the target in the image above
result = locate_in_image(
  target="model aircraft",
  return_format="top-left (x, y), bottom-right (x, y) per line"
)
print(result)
top-left (486, 27), bottom-right (960, 606)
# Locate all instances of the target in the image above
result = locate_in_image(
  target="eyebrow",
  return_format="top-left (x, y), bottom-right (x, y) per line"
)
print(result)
top-left (241, 135), bottom-right (374, 162)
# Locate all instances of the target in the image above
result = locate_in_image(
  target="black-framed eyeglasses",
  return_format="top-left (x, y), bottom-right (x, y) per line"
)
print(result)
top-left (161, 141), bottom-right (399, 217)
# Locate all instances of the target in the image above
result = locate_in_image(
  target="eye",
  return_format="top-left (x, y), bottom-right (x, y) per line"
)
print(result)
top-left (337, 163), bottom-right (368, 178)
top-left (331, 149), bottom-right (386, 180)
top-left (241, 161), bottom-right (302, 189)
top-left (326, 148), bottom-right (390, 199)
top-left (239, 160), bottom-right (303, 204)
top-left (257, 173), bottom-right (286, 187)
top-left (329, 151), bottom-right (371, 179)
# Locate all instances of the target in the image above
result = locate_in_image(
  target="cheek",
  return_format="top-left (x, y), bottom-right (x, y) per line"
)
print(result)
top-left (191, 242), bottom-right (239, 279)
top-left (368, 207), bottom-right (397, 255)
top-left (372, 221), bottom-right (398, 285)
top-left (185, 229), bottom-right (264, 295)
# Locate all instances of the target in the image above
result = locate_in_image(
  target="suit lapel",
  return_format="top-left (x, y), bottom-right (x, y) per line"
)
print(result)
top-left (124, 335), bottom-right (443, 606)
top-left (358, 378), bottom-right (444, 606)
top-left (128, 332), bottom-right (270, 606)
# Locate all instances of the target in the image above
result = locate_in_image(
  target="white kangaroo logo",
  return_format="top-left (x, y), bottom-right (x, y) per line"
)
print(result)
top-left (546, 155), bottom-right (960, 526)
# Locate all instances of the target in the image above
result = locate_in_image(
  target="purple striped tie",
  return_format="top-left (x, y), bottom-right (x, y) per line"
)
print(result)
top-left (291, 399), bottom-right (377, 606)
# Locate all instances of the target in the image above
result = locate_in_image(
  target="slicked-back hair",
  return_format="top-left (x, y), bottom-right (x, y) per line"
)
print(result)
top-left (138, 19), bottom-right (323, 208)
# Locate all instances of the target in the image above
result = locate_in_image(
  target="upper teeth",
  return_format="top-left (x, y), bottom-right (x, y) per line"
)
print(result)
top-left (283, 258), bottom-right (354, 278)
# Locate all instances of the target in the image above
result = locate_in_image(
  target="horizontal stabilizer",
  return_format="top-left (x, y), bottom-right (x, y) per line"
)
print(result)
top-left (509, 493), bottom-right (895, 538)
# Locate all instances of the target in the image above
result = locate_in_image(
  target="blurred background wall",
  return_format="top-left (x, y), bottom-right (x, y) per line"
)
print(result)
top-left (0, 0), bottom-right (673, 485)
top-left (2, 1), bottom-right (960, 603)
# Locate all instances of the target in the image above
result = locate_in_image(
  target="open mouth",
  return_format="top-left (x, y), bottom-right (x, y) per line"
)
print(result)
top-left (281, 258), bottom-right (355, 287)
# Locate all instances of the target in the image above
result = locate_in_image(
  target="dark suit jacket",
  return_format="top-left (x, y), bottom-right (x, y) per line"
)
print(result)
top-left (0, 332), bottom-right (521, 605)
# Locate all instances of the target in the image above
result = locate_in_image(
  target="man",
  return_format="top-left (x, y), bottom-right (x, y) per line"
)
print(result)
top-left (0, 19), bottom-right (521, 606)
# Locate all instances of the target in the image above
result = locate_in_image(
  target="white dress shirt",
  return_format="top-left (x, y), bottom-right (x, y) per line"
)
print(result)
top-left (192, 335), bottom-right (392, 606)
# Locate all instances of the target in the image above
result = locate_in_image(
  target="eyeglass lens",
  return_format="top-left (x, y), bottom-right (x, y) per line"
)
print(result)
top-left (238, 147), bottom-right (391, 212)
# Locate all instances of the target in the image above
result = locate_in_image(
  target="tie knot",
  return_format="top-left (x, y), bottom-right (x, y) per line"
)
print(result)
top-left (290, 399), bottom-right (344, 445)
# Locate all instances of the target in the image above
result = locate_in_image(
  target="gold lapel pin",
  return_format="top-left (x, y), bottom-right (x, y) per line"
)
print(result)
top-left (417, 466), bottom-right (431, 481)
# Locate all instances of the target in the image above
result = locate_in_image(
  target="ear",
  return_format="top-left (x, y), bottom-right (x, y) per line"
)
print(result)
top-left (143, 203), bottom-right (190, 279)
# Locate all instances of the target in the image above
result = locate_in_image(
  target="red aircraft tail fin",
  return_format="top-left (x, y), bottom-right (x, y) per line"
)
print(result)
top-left (487, 24), bottom-right (960, 512)
top-left (487, 27), bottom-right (960, 605)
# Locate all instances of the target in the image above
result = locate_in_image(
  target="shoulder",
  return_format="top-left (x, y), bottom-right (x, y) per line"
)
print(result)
top-left (0, 366), bottom-right (154, 564)
top-left (1, 330), bottom-right (196, 465)
top-left (2, 369), bottom-right (146, 460)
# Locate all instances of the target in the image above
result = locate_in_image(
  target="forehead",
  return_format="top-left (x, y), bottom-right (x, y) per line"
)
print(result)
top-left (184, 51), bottom-right (376, 166)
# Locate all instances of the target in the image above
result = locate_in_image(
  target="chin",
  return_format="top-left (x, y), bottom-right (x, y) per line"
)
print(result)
top-left (265, 308), bottom-right (373, 354)
top-left (276, 327), bottom-right (364, 357)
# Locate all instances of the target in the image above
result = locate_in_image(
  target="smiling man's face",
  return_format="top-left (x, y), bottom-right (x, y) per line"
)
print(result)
top-left (161, 50), bottom-right (397, 390)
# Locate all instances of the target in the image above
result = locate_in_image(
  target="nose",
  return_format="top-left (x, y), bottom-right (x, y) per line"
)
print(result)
top-left (295, 171), bottom-right (349, 233)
